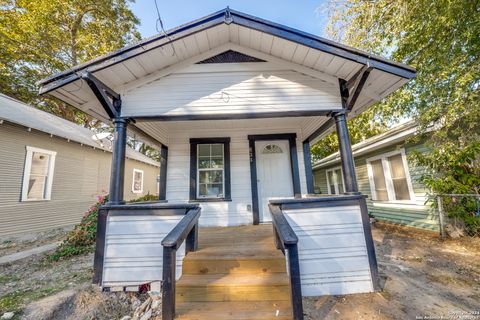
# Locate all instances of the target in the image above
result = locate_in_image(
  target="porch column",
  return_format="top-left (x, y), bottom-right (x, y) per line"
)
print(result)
top-left (333, 111), bottom-right (359, 194)
top-left (109, 118), bottom-right (128, 204)
top-left (302, 140), bottom-right (314, 194)
top-left (159, 145), bottom-right (168, 200)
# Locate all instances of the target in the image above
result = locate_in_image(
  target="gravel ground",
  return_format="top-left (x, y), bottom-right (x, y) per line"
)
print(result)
top-left (1, 222), bottom-right (479, 319)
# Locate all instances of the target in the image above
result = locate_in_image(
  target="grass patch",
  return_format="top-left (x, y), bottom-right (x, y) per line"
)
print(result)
top-left (0, 291), bottom-right (23, 314)
top-left (0, 274), bottom-right (20, 285)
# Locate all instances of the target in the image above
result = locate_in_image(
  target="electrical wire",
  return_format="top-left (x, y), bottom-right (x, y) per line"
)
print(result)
top-left (153, 0), bottom-right (176, 57)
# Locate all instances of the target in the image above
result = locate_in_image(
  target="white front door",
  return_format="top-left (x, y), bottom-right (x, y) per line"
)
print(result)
top-left (255, 140), bottom-right (294, 222)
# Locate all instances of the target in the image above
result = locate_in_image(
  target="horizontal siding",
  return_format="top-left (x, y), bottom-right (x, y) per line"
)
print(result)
top-left (103, 214), bottom-right (184, 287)
top-left (0, 124), bottom-right (159, 236)
top-left (124, 156), bottom-right (159, 200)
top-left (122, 63), bottom-right (341, 118)
top-left (166, 121), bottom-right (308, 227)
top-left (313, 142), bottom-right (439, 231)
top-left (284, 205), bottom-right (373, 296)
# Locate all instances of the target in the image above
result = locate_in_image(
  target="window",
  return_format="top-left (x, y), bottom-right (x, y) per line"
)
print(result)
top-left (190, 138), bottom-right (231, 201)
top-left (326, 167), bottom-right (344, 195)
top-left (132, 169), bottom-right (144, 193)
top-left (262, 144), bottom-right (283, 154)
top-left (366, 149), bottom-right (414, 201)
top-left (22, 146), bottom-right (56, 201)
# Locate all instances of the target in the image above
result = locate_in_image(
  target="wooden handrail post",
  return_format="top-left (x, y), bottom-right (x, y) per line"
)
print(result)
top-left (161, 207), bottom-right (201, 320)
top-left (269, 204), bottom-right (304, 320)
top-left (286, 244), bottom-right (304, 320)
top-left (186, 222), bottom-right (198, 253)
top-left (162, 247), bottom-right (176, 320)
top-left (273, 227), bottom-right (282, 251)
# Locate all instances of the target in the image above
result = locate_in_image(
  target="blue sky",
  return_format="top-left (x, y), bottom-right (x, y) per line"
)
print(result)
top-left (130, 0), bottom-right (330, 39)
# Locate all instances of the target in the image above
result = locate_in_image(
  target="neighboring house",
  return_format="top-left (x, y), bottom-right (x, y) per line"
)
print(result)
top-left (313, 121), bottom-right (439, 231)
top-left (0, 94), bottom-right (160, 236)
top-left (38, 8), bottom-right (416, 319)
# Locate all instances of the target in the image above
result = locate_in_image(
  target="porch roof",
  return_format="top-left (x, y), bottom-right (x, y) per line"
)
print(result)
top-left (312, 120), bottom-right (419, 170)
top-left (38, 8), bottom-right (415, 144)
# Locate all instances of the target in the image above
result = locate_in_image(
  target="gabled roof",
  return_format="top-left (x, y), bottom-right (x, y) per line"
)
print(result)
top-left (312, 120), bottom-right (419, 169)
top-left (38, 8), bottom-right (415, 125)
top-left (0, 94), bottom-right (159, 167)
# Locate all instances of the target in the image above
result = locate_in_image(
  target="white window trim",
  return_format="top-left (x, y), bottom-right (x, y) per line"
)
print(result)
top-left (132, 169), bottom-right (144, 194)
top-left (366, 148), bottom-right (415, 202)
top-left (325, 166), bottom-right (345, 195)
top-left (197, 144), bottom-right (225, 199)
top-left (21, 146), bottom-right (57, 201)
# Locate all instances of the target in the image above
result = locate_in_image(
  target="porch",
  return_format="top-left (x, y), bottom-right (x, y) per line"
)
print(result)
top-left (93, 194), bottom-right (376, 320)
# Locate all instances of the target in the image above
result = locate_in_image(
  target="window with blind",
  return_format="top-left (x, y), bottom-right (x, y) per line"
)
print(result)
top-left (198, 144), bottom-right (224, 198)
top-left (367, 149), bottom-right (413, 201)
top-left (22, 147), bottom-right (57, 201)
top-left (326, 167), bottom-right (344, 195)
top-left (190, 138), bottom-right (231, 201)
top-left (132, 169), bottom-right (144, 193)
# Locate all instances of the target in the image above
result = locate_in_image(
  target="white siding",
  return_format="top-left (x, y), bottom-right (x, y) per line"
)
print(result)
top-left (165, 121), bottom-right (308, 227)
top-left (121, 63), bottom-right (341, 118)
top-left (102, 214), bottom-right (185, 287)
top-left (283, 205), bottom-right (374, 296)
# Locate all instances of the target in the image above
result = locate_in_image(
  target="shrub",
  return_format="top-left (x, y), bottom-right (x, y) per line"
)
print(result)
top-left (129, 192), bottom-right (159, 203)
top-left (49, 193), bottom-right (160, 261)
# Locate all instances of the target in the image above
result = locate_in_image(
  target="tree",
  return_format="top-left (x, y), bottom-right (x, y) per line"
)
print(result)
top-left (0, 0), bottom-right (140, 126)
top-left (320, 0), bottom-right (480, 234)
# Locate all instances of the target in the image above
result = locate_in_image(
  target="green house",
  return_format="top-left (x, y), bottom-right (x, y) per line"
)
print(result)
top-left (313, 121), bottom-right (439, 231)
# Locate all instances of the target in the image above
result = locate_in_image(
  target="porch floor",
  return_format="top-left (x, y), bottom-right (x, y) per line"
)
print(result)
top-left (175, 225), bottom-right (293, 320)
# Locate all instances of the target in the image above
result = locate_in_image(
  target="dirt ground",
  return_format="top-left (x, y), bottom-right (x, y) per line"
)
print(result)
top-left (304, 222), bottom-right (480, 320)
top-left (1, 222), bottom-right (479, 319)
top-left (0, 227), bottom-right (72, 257)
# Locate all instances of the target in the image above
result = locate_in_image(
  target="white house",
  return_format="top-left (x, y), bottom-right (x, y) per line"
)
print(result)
top-left (38, 8), bottom-right (416, 320)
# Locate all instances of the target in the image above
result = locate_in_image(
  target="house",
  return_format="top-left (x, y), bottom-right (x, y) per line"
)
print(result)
top-left (312, 121), bottom-right (439, 231)
top-left (0, 93), bottom-right (160, 236)
top-left (37, 8), bottom-right (416, 320)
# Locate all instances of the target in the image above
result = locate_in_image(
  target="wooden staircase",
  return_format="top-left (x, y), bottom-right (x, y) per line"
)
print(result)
top-left (175, 225), bottom-right (293, 320)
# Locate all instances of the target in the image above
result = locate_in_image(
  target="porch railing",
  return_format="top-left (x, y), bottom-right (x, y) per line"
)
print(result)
top-left (268, 204), bottom-right (304, 320)
top-left (92, 202), bottom-right (201, 320)
top-left (161, 206), bottom-right (201, 320)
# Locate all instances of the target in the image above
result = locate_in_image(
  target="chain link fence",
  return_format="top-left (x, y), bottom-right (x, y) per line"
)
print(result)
top-left (435, 194), bottom-right (480, 238)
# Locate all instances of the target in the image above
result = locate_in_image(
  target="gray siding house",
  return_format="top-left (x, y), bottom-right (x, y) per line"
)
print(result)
top-left (0, 94), bottom-right (160, 236)
top-left (313, 121), bottom-right (439, 231)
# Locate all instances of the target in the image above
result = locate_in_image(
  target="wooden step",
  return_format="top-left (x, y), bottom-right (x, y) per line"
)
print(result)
top-left (176, 273), bottom-right (290, 302)
top-left (186, 245), bottom-right (284, 260)
top-left (198, 227), bottom-right (276, 249)
top-left (182, 256), bottom-right (286, 275)
top-left (175, 225), bottom-right (293, 318)
top-left (175, 301), bottom-right (292, 320)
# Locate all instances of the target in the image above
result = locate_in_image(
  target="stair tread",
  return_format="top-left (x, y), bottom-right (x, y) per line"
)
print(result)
top-left (176, 301), bottom-right (292, 320)
top-left (177, 273), bottom-right (290, 287)
top-left (187, 246), bottom-right (284, 260)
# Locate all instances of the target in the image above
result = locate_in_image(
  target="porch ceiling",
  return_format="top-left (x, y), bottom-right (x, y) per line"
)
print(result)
top-left (133, 116), bottom-right (327, 146)
top-left (38, 8), bottom-right (415, 145)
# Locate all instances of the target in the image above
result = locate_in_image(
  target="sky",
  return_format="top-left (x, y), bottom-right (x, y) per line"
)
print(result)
top-left (130, 0), bottom-right (331, 39)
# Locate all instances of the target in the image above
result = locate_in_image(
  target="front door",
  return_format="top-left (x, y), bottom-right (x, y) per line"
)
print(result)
top-left (255, 140), bottom-right (294, 222)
